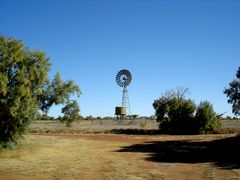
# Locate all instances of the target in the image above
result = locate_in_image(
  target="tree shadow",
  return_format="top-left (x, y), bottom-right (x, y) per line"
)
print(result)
top-left (110, 129), bottom-right (162, 135)
top-left (117, 135), bottom-right (240, 169)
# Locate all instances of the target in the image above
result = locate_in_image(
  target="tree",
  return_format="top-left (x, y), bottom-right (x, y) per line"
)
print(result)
top-left (195, 101), bottom-right (221, 133)
top-left (35, 113), bottom-right (55, 120)
top-left (0, 36), bottom-right (80, 146)
top-left (61, 100), bottom-right (80, 127)
top-left (224, 67), bottom-right (240, 116)
top-left (153, 87), bottom-right (196, 134)
top-left (85, 115), bottom-right (94, 120)
top-left (226, 116), bottom-right (232, 120)
top-left (0, 36), bottom-right (50, 145)
top-left (153, 87), bottom-right (221, 134)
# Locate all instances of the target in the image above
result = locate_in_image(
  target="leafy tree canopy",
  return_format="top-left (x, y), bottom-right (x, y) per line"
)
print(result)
top-left (62, 100), bottom-right (80, 127)
top-left (224, 67), bottom-right (240, 116)
top-left (0, 36), bottom-right (80, 146)
top-left (195, 101), bottom-right (221, 133)
top-left (39, 72), bottom-right (80, 114)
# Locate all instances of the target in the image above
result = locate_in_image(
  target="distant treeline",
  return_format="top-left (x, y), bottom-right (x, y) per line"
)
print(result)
top-left (222, 116), bottom-right (240, 120)
top-left (35, 114), bottom-right (156, 121)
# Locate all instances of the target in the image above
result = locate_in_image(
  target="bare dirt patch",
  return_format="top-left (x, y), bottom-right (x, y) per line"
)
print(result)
top-left (0, 134), bottom-right (239, 179)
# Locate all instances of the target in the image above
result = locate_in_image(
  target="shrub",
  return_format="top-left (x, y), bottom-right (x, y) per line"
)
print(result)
top-left (153, 88), bottom-right (196, 134)
top-left (61, 100), bottom-right (80, 127)
top-left (195, 101), bottom-right (221, 133)
top-left (153, 88), bottom-right (221, 134)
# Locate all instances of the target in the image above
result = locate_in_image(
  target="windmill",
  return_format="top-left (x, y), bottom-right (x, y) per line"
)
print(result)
top-left (115, 69), bottom-right (132, 119)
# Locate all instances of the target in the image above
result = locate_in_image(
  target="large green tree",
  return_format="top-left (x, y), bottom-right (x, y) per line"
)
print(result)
top-left (0, 36), bottom-right (80, 146)
top-left (224, 67), bottom-right (240, 116)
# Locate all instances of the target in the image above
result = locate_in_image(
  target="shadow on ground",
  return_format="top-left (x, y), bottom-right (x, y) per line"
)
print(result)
top-left (110, 129), bottom-right (162, 135)
top-left (117, 135), bottom-right (240, 169)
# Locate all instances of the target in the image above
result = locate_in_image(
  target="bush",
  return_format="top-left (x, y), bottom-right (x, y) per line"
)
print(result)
top-left (195, 101), bottom-right (221, 133)
top-left (61, 100), bottom-right (80, 127)
top-left (35, 113), bottom-right (55, 120)
top-left (85, 115), bottom-right (94, 120)
top-left (168, 98), bottom-right (196, 134)
top-left (153, 88), bottom-right (221, 134)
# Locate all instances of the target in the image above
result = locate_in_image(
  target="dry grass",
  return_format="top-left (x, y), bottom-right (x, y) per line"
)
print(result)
top-left (0, 134), bottom-right (240, 179)
top-left (211, 127), bottom-right (240, 134)
top-left (29, 120), bottom-right (159, 134)
top-left (0, 134), bottom-right (163, 179)
top-left (29, 119), bottom-right (240, 135)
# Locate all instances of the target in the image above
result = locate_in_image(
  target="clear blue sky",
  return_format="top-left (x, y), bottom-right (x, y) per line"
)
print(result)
top-left (1, 0), bottom-right (239, 117)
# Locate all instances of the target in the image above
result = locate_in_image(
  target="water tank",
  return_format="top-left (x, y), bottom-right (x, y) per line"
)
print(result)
top-left (115, 106), bottom-right (126, 115)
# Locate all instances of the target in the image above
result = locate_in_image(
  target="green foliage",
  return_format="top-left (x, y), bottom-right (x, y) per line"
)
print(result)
top-left (61, 100), bottom-right (80, 127)
top-left (153, 88), bottom-right (221, 134)
top-left (0, 36), bottom-right (50, 144)
top-left (103, 116), bottom-right (113, 120)
top-left (39, 72), bottom-right (81, 114)
top-left (226, 116), bottom-right (232, 120)
top-left (224, 67), bottom-right (240, 116)
top-left (0, 36), bottom-right (81, 147)
top-left (153, 88), bottom-right (196, 134)
top-left (0, 37), bottom-right (49, 141)
top-left (195, 101), bottom-right (221, 133)
top-left (85, 115), bottom-right (94, 120)
top-left (35, 113), bottom-right (55, 120)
